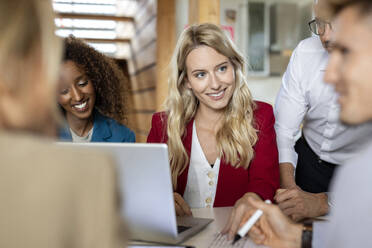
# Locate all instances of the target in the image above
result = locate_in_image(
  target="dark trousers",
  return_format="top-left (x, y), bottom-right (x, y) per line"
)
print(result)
top-left (294, 136), bottom-right (338, 193)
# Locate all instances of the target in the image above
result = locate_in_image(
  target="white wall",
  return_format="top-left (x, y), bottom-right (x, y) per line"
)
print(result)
top-left (175, 0), bottom-right (188, 39)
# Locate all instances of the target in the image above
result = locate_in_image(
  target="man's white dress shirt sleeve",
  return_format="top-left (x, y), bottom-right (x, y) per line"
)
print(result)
top-left (274, 42), bottom-right (309, 168)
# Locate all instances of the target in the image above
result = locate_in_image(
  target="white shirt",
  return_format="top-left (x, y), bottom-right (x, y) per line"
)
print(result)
top-left (312, 138), bottom-right (372, 247)
top-left (275, 36), bottom-right (372, 167)
top-left (183, 122), bottom-right (221, 208)
top-left (70, 127), bottom-right (93, 143)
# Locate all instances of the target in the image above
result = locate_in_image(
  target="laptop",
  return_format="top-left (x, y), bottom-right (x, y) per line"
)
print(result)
top-left (58, 142), bottom-right (213, 244)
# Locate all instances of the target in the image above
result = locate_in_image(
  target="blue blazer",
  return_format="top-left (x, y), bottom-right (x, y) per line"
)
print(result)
top-left (59, 110), bottom-right (135, 142)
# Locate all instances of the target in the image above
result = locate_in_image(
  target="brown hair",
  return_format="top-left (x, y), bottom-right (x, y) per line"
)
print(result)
top-left (63, 36), bottom-right (129, 123)
top-left (320, 0), bottom-right (372, 18)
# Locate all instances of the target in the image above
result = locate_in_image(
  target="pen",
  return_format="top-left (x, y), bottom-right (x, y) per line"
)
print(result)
top-left (232, 199), bottom-right (272, 244)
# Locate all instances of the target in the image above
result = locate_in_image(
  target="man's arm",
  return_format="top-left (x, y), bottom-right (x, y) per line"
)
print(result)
top-left (279, 162), bottom-right (296, 189)
top-left (273, 42), bottom-right (330, 221)
top-left (274, 45), bottom-right (308, 174)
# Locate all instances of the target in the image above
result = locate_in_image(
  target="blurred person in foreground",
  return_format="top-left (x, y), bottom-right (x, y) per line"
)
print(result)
top-left (0, 0), bottom-right (125, 247)
top-left (228, 0), bottom-right (372, 247)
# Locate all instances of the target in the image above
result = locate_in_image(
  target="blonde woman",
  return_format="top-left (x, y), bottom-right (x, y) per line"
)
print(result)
top-left (147, 23), bottom-right (279, 217)
top-left (0, 1), bottom-right (124, 247)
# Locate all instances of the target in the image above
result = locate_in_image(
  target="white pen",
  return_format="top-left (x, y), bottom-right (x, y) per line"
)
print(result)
top-left (232, 199), bottom-right (272, 244)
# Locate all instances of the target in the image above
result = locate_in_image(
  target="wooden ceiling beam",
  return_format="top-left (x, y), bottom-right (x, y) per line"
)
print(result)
top-left (81, 38), bottom-right (130, 43)
top-left (55, 12), bottom-right (134, 22)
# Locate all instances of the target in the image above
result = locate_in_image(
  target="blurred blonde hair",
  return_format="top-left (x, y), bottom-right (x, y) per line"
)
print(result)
top-left (0, 0), bottom-right (62, 122)
top-left (165, 23), bottom-right (258, 189)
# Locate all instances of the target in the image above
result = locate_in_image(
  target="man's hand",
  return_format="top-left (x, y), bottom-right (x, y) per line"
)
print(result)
top-left (221, 192), bottom-right (261, 240)
top-left (247, 197), bottom-right (303, 248)
top-left (173, 193), bottom-right (192, 216)
top-left (274, 187), bottom-right (329, 221)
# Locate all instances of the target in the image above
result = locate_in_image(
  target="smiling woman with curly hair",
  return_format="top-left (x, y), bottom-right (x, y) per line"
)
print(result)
top-left (58, 36), bottom-right (135, 143)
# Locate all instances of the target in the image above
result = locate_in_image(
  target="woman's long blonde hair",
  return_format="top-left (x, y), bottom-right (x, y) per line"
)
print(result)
top-left (165, 23), bottom-right (258, 189)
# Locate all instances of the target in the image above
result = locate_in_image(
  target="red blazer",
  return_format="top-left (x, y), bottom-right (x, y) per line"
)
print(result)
top-left (147, 101), bottom-right (279, 207)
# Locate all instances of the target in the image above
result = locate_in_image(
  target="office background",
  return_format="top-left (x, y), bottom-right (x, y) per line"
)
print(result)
top-left (53, 0), bottom-right (314, 142)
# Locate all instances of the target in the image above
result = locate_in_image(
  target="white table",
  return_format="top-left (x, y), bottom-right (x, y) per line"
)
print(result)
top-left (183, 207), bottom-right (231, 247)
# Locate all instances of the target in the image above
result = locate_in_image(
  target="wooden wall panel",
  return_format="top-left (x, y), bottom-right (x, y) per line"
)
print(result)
top-left (135, 133), bottom-right (149, 143)
top-left (133, 113), bottom-right (153, 132)
top-left (132, 90), bottom-right (156, 111)
top-left (135, 0), bottom-right (157, 32)
top-left (136, 0), bottom-right (150, 10)
top-left (188, 0), bottom-right (220, 25)
top-left (127, 57), bottom-right (135, 75)
top-left (131, 20), bottom-right (156, 54)
top-left (128, 112), bottom-right (154, 142)
top-left (134, 42), bottom-right (156, 72)
top-left (156, 0), bottom-right (175, 111)
top-left (131, 66), bottom-right (157, 91)
top-left (127, 0), bottom-right (158, 142)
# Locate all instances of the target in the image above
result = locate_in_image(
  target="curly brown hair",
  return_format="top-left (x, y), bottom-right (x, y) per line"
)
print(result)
top-left (63, 36), bottom-right (128, 123)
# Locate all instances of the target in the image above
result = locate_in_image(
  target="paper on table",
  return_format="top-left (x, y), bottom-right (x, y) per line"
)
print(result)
top-left (208, 233), bottom-right (267, 248)
top-left (128, 246), bottom-right (187, 248)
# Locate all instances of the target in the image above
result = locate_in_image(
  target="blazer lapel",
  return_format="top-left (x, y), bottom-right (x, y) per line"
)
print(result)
top-left (91, 111), bottom-right (112, 142)
top-left (177, 118), bottom-right (194, 195)
top-left (58, 123), bottom-right (73, 141)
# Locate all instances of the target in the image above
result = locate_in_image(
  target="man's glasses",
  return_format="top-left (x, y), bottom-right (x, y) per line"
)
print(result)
top-left (308, 19), bottom-right (332, 36)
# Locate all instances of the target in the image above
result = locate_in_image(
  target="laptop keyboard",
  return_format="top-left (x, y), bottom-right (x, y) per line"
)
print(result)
top-left (208, 233), bottom-right (248, 248)
top-left (177, 225), bottom-right (191, 233)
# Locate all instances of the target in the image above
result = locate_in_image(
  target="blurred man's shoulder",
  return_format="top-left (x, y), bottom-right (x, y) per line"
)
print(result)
top-left (296, 36), bottom-right (325, 53)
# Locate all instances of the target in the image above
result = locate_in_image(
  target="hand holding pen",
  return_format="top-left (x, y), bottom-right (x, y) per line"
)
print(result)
top-left (221, 192), bottom-right (265, 240)
top-left (243, 197), bottom-right (304, 248)
top-left (233, 200), bottom-right (272, 244)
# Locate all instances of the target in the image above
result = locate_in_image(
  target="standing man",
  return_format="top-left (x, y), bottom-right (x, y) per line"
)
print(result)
top-left (244, 0), bottom-right (372, 247)
top-left (273, 0), bottom-right (372, 221)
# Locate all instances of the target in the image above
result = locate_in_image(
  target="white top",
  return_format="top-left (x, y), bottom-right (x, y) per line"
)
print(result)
top-left (70, 127), bottom-right (93, 143)
top-left (274, 36), bottom-right (372, 167)
top-left (312, 139), bottom-right (372, 247)
top-left (183, 122), bottom-right (221, 208)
